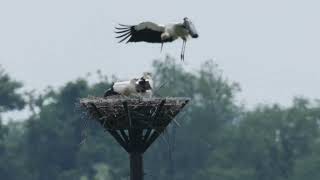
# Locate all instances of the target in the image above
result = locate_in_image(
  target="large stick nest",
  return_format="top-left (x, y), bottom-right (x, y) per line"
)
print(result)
top-left (80, 96), bottom-right (190, 130)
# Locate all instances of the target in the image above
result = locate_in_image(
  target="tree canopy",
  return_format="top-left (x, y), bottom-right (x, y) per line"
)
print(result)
top-left (0, 57), bottom-right (319, 180)
top-left (0, 66), bottom-right (25, 113)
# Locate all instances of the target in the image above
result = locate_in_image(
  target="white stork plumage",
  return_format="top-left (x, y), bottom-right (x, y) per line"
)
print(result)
top-left (104, 72), bottom-right (153, 97)
top-left (115, 17), bottom-right (199, 61)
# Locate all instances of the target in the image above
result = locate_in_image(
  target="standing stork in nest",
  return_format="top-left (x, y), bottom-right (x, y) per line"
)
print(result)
top-left (115, 17), bottom-right (199, 61)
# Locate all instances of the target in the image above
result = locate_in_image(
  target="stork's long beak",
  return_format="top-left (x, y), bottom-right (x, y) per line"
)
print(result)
top-left (189, 23), bottom-right (199, 38)
top-left (184, 18), bottom-right (199, 38)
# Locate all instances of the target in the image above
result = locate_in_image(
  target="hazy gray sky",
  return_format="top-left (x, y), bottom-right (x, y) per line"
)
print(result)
top-left (1, 0), bottom-right (320, 107)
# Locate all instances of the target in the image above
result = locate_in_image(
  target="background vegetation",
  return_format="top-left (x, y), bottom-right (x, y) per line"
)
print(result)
top-left (1, 57), bottom-right (320, 180)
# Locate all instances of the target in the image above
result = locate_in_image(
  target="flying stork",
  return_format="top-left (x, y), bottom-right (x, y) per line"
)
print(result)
top-left (115, 17), bottom-right (199, 61)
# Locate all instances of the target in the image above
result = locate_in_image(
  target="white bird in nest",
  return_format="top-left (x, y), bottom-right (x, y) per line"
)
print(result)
top-left (104, 72), bottom-right (153, 98)
top-left (115, 17), bottom-right (199, 61)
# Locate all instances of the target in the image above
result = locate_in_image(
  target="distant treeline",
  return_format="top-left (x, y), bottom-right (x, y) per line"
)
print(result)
top-left (0, 57), bottom-right (320, 180)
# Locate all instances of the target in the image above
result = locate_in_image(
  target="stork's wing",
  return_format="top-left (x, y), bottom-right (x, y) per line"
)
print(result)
top-left (115, 22), bottom-right (169, 43)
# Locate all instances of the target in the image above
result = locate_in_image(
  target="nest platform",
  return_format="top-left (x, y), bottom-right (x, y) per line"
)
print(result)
top-left (80, 96), bottom-right (190, 180)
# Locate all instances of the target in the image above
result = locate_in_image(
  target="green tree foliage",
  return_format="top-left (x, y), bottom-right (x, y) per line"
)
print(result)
top-left (199, 98), bottom-right (320, 180)
top-left (145, 56), bottom-right (240, 180)
top-left (0, 58), bottom-right (320, 180)
top-left (0, 66), bottom-right (25, 113)
top-left (0, 66), bottom-right (26, 179)
top-left (22, 78), bottom-right (127, 180)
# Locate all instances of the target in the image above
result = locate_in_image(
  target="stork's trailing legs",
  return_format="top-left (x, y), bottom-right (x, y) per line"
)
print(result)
top-left (160, 43), bottom-right (164, 53)
top-left (180, 40), bottom-right (187, 61)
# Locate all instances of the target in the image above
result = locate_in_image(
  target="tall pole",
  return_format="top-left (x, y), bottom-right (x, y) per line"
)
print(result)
top-left (129, 127), bottom-right (144, 180)
top-left (130, 152), bottom-right (143, 180)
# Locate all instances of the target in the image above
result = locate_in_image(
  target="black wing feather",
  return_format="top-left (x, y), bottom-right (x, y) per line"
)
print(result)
top-left (118, 34), bottom-right (132, 43)
top-left (115, 32), bottom-right (131, 38)
top-left (115, 29), bottom-right (131, 34)
top-left (115, 24), bottom-right (173, 43)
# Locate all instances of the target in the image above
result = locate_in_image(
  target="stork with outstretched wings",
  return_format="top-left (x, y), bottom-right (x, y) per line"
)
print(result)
top-left (115, 17), bottom-right (199, 61)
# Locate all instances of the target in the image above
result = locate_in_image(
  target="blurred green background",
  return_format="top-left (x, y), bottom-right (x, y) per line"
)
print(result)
top-left (1, 57), bottom-right (320, 180)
